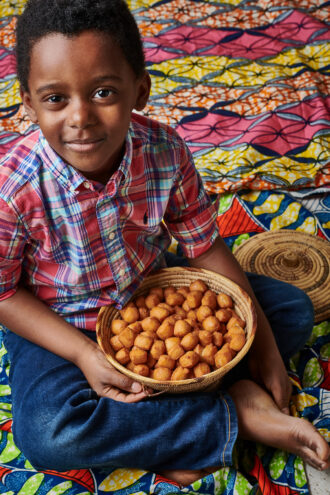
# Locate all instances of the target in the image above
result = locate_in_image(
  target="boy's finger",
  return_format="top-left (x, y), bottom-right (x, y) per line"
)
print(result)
top-left (104, 387), bottom-right (149, 403)
top-left (106, 366), bottom-right (144, 393)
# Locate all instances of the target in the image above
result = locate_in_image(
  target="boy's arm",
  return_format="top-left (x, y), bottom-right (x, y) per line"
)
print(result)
top-left (188, 236), bottom-right (292, 414)
top-left (0, 287), bottom-right (148, 402)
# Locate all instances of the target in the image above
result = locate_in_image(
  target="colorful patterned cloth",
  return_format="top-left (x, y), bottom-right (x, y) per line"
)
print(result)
top-left (0, 0), bottom-right (329, 494)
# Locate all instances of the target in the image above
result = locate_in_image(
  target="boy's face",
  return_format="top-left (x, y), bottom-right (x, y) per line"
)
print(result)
top-left (21, 31), bottom-right (151, 183)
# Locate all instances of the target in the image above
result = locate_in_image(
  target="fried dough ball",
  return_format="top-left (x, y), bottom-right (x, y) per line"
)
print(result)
top-left (128, 321), bottom-right (143, 334)
top-left (115, 348), bottom-right (130, 365)
top-left (174, 319), bottom-right (192, 337)
top-left (134, 333), bottom-right (154, 351)
top-left (198, 330), bottom-right (213, 346)
top-left (174, 305), bottom-right (187, 318)
top-left (111, 319), bottom-right (128, 335)
top-left (214, 344), bottom-right (233, 368)
top-left (156, 354), bottom-right (176, 369)
top-left (150, 340), bottom-right (166, 360)
top-left (157, 320), bottom-right (174, 340)
top-left (227, 315), bottom-right (245, 329)
top-left (118, 327), bottom-right (135, 348)
top-left (152, 367), bottom-right (172, 381)
top-left (130, 346), bottom-right (148, 365)
top-left (171, 366), bottom-right (190, 381)
top-left (149, 287), bottom-right (164, 301)
top-left (186, 290), bottom-right (203, 309)
top-left (141, 316), bottom-right (160, 333)
top-left (213, 331), bottom-right (224, 347)
top-left (166, 292), bottom-right (185, 307)
top-left (187, 309), bottom-right (197, 321)
top-left (189, 279), bottom-right (208, 293)
top-left (193, 362), bottom-right (211, 378)
top-left (215, 309), bottom-right (232, 323)
top-left (217, 293), bottom-right (233, 308)
top-left (201, 343), bottom-right (218, 366)
top-left (126, 361), bottom-right (135, 372)
top-left (135, 296), bottom-right (147, 308)
top-left (177, 286), bottom-right (189, 298)
top-left (167, 342), bottom-right (185, 361)
top-left (126, 301), bottom-right (136, 308)
top-left (179, 350), bottom-right (200, 368)
top-left (196, 305), bottom-right (213, 322)
top-left (164, 286), bottom-right (176, 298)
top-left (162, 314), bottom-right (177, 326)
top-left (229, 333), bottom-right (246, 352)
top-left (158, 302), bottom-right (175, 314)
top-left (194, 343), bottom-right (204, 356)
top-left (110, 334), bottom-right (124, 351)
top-left (202, 316), bottom-right (221, 332)
top-left (201, 292), bottom-right (217, 310)
top-left (150, 305), bottom-right (170, 322)
top-left (145, 293), bottom-right (161, 309)
top-left (182, 300), bottom-right (191, 312)
top-left (184, 317), bottom-right (197, 329)
top-left (133, 364), bottom-right (150, 377)
top-left (146, 354), bottom-right (157, 368)
top-left (181, 332), bottom-right (199, 351)
top-left (121, 306), bottom-right (139, 324)
top-left (165, 336), bottom-right (180, 350)
top-left (228, 325), bottom-right (245, 336)
top-left (138, 307), bottom-right (149, 320)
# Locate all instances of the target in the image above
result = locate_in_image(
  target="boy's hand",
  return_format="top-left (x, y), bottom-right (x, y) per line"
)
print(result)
top-left (78, 341), bottom-right (151, 403)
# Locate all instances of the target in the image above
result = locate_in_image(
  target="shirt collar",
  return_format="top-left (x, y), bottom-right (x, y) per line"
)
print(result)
top-left (38, 131), bottom-right (86, 193)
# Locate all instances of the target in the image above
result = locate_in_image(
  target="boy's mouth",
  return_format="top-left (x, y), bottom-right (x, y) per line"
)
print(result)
top-left (65, 138), bottom-right (104, 153)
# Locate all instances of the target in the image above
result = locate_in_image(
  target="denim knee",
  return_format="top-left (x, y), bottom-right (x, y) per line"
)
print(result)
top-left (246, 273), bottom-right (315, 362)
top-left (12, 388), bottom-right (96, 471)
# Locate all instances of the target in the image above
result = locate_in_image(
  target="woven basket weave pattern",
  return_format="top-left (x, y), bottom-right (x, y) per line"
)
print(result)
top-left (234, 231), bottom-right (330, 323)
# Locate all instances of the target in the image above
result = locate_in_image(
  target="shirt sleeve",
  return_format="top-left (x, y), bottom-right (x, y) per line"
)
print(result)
top-left (0, 198), bottom-right (26, 301)
top-left (164, 140), bottom-right (219, 258)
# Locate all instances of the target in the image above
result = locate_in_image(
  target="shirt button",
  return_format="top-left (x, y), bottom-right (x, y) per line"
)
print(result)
top-left (109, 232), bottom-right (115, 240)
top-left (119, 268), bottom-right (125, 276)
top-left (83, 181), bottom-right (91, 189)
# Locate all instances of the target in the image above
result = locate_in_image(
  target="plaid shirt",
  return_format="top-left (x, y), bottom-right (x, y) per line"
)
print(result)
top-left (0, 113), bottom-right (218, 330)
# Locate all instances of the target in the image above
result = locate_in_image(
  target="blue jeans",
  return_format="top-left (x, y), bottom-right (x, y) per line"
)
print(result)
top-left (3, 262), bottom-right (314, 472)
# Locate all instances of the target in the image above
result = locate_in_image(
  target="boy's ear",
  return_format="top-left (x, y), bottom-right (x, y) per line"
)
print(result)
top-left (134, 71), bottom-right (151, 111)
top-left (20, 88), bottom-right (38, 124)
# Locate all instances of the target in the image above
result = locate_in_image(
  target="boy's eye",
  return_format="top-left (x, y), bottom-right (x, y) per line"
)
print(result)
top-left (94, 88), bottom-right (113, 99)
top-left (45, 95), bottom-right (63, 104)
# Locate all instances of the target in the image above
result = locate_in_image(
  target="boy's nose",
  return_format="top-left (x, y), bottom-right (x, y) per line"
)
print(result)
top-left (68, 100), bottom-right (97, 129)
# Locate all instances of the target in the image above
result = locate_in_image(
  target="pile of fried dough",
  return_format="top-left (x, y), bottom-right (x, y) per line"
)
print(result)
top-left (109, 279), bottom-right (246, 381)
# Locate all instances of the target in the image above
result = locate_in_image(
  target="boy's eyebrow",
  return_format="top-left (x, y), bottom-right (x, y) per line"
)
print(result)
top-left (35, 76), bottom-right (123, 95)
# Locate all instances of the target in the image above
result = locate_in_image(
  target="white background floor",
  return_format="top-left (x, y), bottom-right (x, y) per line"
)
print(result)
top-left (305, 464), bottom-right (330, 494)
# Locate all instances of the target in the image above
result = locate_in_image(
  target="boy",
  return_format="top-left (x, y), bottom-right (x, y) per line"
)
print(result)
top-left (0, 0), bottom-right (328, 485)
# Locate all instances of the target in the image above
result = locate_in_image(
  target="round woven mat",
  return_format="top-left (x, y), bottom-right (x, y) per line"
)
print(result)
top-left (234, 231), bottom-right (330, 323)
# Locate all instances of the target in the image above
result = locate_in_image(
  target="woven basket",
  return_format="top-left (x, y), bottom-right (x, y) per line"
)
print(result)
top-left (234, 231), bottom-right (330, 323)
top-left (96, 267), bottom-right (257, 393)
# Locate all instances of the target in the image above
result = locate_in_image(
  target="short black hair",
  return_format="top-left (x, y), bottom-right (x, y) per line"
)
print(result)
top-left (16, 0), bottom-right (145, 91)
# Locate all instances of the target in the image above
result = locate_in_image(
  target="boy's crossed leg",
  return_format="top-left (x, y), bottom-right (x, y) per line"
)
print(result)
top-left (161, 379), bottom-right (330, 486)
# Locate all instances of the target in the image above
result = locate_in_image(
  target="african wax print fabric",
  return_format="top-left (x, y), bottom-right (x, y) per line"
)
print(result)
top-left (0, 1), bottom-right (329, 494)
